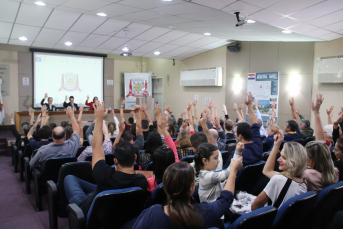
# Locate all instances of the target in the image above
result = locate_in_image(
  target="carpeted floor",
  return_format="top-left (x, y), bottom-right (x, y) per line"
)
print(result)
top-left (0, 155), bottom-right (69, 229)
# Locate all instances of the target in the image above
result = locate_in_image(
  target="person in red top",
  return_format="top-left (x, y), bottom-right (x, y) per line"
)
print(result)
top-left (85, 95), bottom-right (98, 111)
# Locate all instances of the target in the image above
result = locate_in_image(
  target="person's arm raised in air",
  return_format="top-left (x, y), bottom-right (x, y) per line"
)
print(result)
top-left (113, 121), bottom-right (125, 149)
top-left (187, 102), bottom-right (194, 132)
top-left (78, 119), bottom-right (83, 146)
top-left (142, 103), bottom-right (153, 126)
top-left (326, 105), bottom-right (334, 125)
top-left (63, 95), bottom-right (68, 108)
top-left (208, 100), bottom-right (215, 123)
top-left (130, 111), bottom-right (136, 123)
top-left (165, 105), bottom-right (178, 130)
top-left (193, 99), bottom-right (199, 126)
top-left (200, 110), bottom-right (215, 144)
top-left (66, 106), bottom-right (80, 136)
top-left (233, 103), bottom-right (244, 121)
top-left (133, 105), bottom-right (144, 150)
top-left (289, 97), bottom-right (298, 122)
top-left (263, 130), bottom-right (283, 178)
top-left (91, 101), bottom-right (108, 169)
top-left (102, 120), bottom-right (110, 142)
top-left (9, 113), bottom-right (22, 140)
top-left (41, 93), bottom-right (48, 106)
top-left (333, 112), bottom-right (343, 144)
top-left (78, 105), bottom-right (84, 121)
top-left (40, 106), bottom-right (48, 127)
top-left (312, 94), bottom-right (326, 143)
top-left (153, 104), bottom-right (163, 134)
top-left (239, 104), bottom-right (244, 121)
top-left (85, 95), bottom-right (91, 106)
top-left (120, 100), bottom-right (125, 122)
top-left (27, 114), bottom-right (41, 139)
top-left (111, 109), bottom-right (119, 136)
top-left (29, 107), bottom-right (34, 125)
top-left (271, 101), bottom-right (276, 124)
top-left (245, 92), bottom-right (258, 125)
top-left (158, 112), bottom-right (179, 162)
top-left (223, 104), bottom-right (229, 120)
top-left (215, 104), bottom-right (218, 118)
top-left (295, 106), bottom-right (305, 120)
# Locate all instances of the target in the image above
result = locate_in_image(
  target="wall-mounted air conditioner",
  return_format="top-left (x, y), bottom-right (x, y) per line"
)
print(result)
top-left (314, 56), bottom-right (343, 83)
top-left (180, 67), bottom-right (222, 86)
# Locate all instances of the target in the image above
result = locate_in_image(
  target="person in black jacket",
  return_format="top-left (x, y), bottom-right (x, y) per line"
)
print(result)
top-left (41, 93), bottom-right (56, 111)
top-left (63, 95), bottom-right (79, 110)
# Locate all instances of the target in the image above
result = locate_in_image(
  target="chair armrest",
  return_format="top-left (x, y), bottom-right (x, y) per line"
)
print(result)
top-left (67, 203), bottom-right (86, 229)
top-left (33, 168), bottom-right (42, 211)
top-left (24, 157), bottom-right (31, 194)
top-left (47, 180), bottom-right (58, 229)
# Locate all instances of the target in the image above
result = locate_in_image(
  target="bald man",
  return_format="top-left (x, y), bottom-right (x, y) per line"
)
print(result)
top-left (30, 107), bottom-right (80, 168)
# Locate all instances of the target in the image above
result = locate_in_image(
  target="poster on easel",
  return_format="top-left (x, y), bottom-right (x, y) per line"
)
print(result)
top-left (246, 72), bottom-right (279, 126)
top-left (124, 72), bottom-right (152, 110)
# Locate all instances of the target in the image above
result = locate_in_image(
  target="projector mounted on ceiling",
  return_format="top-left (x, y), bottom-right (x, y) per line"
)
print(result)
top-left (120, 28), bottom-right (132, 57)
top-left (234, 12), bottom-right (247, 27)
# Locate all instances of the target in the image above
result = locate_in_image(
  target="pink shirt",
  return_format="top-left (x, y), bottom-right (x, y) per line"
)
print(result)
top-left (304, 169), bottom-right (338, 193)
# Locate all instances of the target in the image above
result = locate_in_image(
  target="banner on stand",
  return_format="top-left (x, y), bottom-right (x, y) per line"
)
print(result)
top-left (124, 72), bottom-right (152, 110)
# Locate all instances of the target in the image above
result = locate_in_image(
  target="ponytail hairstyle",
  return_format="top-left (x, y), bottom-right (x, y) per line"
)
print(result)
top-left (163, 162), bottom-right (203, 229)
top-left (194, 143), bottom-right (218, 177)
top-left (306, 141), bottom-right (338, 187)
top-left (107, 122), bottom-right (116, 135)
top-left (152, 146), bottom-right (175, 185)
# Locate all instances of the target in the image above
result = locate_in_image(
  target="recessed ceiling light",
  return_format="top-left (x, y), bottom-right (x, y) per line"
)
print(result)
top-left (35, 1), bottom-right (46, 6)
top-left (97, 13), bottom-right (107, 17)
top-left (282, 30), bottom-right (292, 34)
top-left (19, 37), bottom-right (27, 41)
top-left (247, 20), bottom-right (255, 23)
top-left (154, 51), bottom-right (160, 55)
top-left (204, 33), bottom-right (211, 36)
top-left (65, 42), bottom-right (72, 46)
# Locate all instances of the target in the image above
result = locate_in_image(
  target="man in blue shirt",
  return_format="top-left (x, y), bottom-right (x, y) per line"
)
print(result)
top-left (223, 92), bottom-right (263, 169)
top-left (283, 97), bottom-right (301, 142)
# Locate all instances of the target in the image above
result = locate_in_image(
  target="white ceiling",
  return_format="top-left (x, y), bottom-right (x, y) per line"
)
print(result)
top-left (1, 0), bottom-right (343, 60)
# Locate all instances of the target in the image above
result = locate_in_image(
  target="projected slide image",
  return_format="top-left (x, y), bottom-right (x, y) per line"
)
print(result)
top-left (33, 52), bottom-right (103, 108)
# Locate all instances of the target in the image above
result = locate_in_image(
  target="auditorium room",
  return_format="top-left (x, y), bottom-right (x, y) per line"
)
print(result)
top-left (1, 0), bottom-right (343, 228)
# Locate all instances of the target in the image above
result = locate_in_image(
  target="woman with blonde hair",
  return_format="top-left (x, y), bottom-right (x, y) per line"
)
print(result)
top-left (252, 131), bottom-right (308, 210)
top-left (176, 131), bottom-right (194, 159)
top-left (263, 124), bottom-right (281, 151)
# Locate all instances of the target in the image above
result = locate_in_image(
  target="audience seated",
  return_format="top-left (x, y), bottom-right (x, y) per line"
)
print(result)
top-left (251, 131), bottom-right (307, 210)
top-left (224, 119), bottom-right (235, 139)
top-left (29, 107), bottom-right (81, 168)
top-left (263, 124), bottom-right (280, 151)
top-left (10, 112), bottom-right (30, 147)
top-left (334, 138), bottom-right (343, 181)
top-left (64, 102), bottom-right (147, 216)
top-left (176, 131), bottom-right (194, 159)
top-left (133, 159), bottom-right (243, 229)
top-left (253, 98), bottom-right (267, 137)
top-left (283, 98), bottom-right (302, 141)
top-left (296, 106), bottom-right (314, 139)
top-left (27, 113), bottom-right (51, 151)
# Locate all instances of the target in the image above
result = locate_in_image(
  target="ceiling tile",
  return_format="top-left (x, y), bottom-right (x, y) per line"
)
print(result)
top-left (0, 38), bottom-right (9, 44)
top-left (119, 10), bottom-right (170, 21)
top-left (69, 14), bottom-right (107, 33)
top-left (249, 9), bottom-right (283, 23)
top-left (61, 0), bottom-right (111, 11)
top-left (92, 3), bottom-right (142, 17)
top-left (169, 33), bottom-right (204, 45)
top-left (153, 30), bottom-right (189, 43)
top-left (153, 44), bottom-right (180, 55)
top-left (44, 9), bottom-right (81, 31)
top-left (114, 23), bottom-right (153, 39)
top-left (58, 31), bottom-right (89, 45)
top-left (10, 24), bottom-right (41, 41)
top-left (302, 28), bottom-right (331, 37)
top-left (31, 41), bottom-right (56, 48)
top-left (164, 46), bottom-right (194, 57)
top-left (35, 28), bottom-right (66, 43)
top-left (110, 50), bottom-right (122, 55)
top-left (185, 37), bottom-right (222, 48)
top-left (93, 48), bottom-right (113, 53)
top-left (23, 0), bottom-right (68, 4)
top-left (134, 41), bottom-right (164, 53)
top-left (0, 0), bottom-right (20, 23)
top-left (290, 0), bottom-right (343, 21)
top-left (118, 0), bottom-right (184, 10)
top-left (142, 16), bottom-right (193, 26)
top-left (288, 23), bottom-right (317, 33)
top-left (269, 17), bottom-right (300, 29)
top-left (9, 39), bottom-right (33, 46)
top-left (319, 33), bottom-right (343, 41)
top-left (21, 0), bottom-right (59, 8)
top-left (77, 34), bottom-right (111, 48)
top-left (15, 3), bottom-right (53, 27)
top-left (190, 0), bottom-right (236, 10)
top-left (200, 39), bottom-right (230, 49)
top-left (307, 9), bottom-right (343, 27)
top-left (0, 22), bottom-right (13, 39)
top-left (53, 44), bottom-right (75, 50)
top-left (222, 1), bottom-right (261, 17)
top-left (123, 39), bottom-right (149, 51)
top-left (268, 0), bottom-right (325, 16)
top-left (92, 18), bottom-right (130, 36)
top-left (73, 46), bottom-right (95, 52)
top-left (98, 36), bottom-right (127, 49)
top-left (134, 27), bottom-right (171, 41)
top-left (241, 0), bottom-right (283, 8)
top-left (176, 48), bottom-right (207, 57)
top-left (54, 6), bottom-right (87, 13)
top-left (168, 21), bottom-right (211, 29)
top-left (178, 10), bottom-right (232, 21)
top-left (151, 2), bottom-right (213, 15)
top-left (325, 21), bottom-right (343, 32)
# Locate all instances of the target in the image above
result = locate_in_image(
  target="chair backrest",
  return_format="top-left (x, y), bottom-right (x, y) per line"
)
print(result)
top-left (41, 156), bottom-right (77, 185)
top-left (225, 143), bottom-right (236, 161)
top-left (83, 140), bottom-right (89, 147)
top-left (146, 183), bottom-right (167, 208)
top-left (226, 139), bottom-right (236, 144)
top-left (271, 191), bottom-right (317, 229)
top-left (144, 161), bottom-right (154, 171)
top-left (293, 139), bottom-right (304, 145)
top-left (310, 181), bottom-right (343, 228)
top-left (221, 151), bottom-right (229, 165)
top-left (56, 161), bottom-right (95, 217)
top-left (180, 155), bottom-right (194, 163)
top-left (87, 187), bottom-right (146, 229)
top-left (85, 153), bottom-right (115, 166)
top-left (304, 136), bottom-right (316, 145)
top-left (24, 143), bottom-right (33, 158)
top-left (262, 141), bottom-right (270, 153)
top-left (75, 146), bottom-right (85, 158)
top-left (235, 161), bottom-right (265, 194)
top-left (229, 206), bottom-right (277, 229)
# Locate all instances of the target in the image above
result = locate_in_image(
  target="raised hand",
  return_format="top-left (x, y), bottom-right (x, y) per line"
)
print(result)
top-left (326, 105), bottom-right (334, 116)
top-left (193, 99), bottom-right (198, 106)
top-left (36, 113), bottom-right (42, 124)
top-left (199, 110), bottom-right (208, 127)
top-left (244, 92), bottom-right (253, 106)
top-left (239, 104), bottom-right (244, 110)
top-left (10, 113), bottom-right (13, 120)
top-left (187, 102), bottom-right (192, 111)
top-left (44, 93), bottom-right (48, 99)
top-left (79, 105), bottom-right (84, 112)
top-left (164, 105), bottom-right (171, 113)
top-left (41, 105), bottom-right (47, 115)
top-left (29, 107), bottom-right (34, 116)
top-left (181, 109), bottom-right (186, 116)
top-left (153, 104), bottom-right (162, 118)
top-left (254, 98), bottom-right (258, 108)
top-left (311, 93), bottom-right (324, 113)
top-left (130, 111), bottom-right (135, 116)
top-left (236, 142), bottom-right (245, 152)
top-left (94, 101), bottom-right (108, 120)
top-left (66, 106), bottom-right (75, 118)
top-left (223, 104), bottom-right (228, 115)
top-left (65, 95), bottom-right (68, 101)
top-left (157, 113), bottom-right (168, 130)
top-left (142, 103), bottom-right (147, 112)
top-left (87, 95), bottom-right (89, 100)
top-left (233, 103), bottom-right (238, 111)
top-left (134, 105), bottom-right (141, 113)
top-left (230, 157), bottom-right (243, 173)
top-left (272, 101), bottom-right (276, 108)
top-left (182, 119), bottom-right (190, 129)
top-left (289, 97), bottom-right (295, 107)
top-left (296, 106), bottom-right (300, 115)
top-left (209, 100), bottom-right (214, 109)
top-left (121, 100), bottom-right (125, 107)
top-left (274, 130), bottom-right (284, 145)
top-left (118, 121), bottom-right (125, 133)
top-left (214, 116), bottom-right (221, 129)
top-left (111, 109), bottom-right (115, 116)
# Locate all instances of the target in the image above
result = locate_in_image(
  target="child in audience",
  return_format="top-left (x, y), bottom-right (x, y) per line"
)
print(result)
top-left (195, 142), bottom-right (243, 203)
top-left (251, 132), bottom-right (307, 210)
top-left (133, 159), bottom-right (243, 229)
top-left (263, 124), bottom-right (280, 151)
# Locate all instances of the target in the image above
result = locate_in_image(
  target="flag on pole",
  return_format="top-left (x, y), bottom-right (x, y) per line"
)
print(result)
top-left (0, 79), bottom-right (4, 124)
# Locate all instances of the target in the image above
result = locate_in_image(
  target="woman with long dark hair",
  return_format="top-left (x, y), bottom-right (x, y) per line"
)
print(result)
top-left (133, 159), bottom-right (242, 229)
